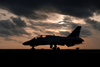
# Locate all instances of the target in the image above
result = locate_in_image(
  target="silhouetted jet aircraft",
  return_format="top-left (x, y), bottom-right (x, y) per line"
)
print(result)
top-left (23, 26), bottom-right (84, 50)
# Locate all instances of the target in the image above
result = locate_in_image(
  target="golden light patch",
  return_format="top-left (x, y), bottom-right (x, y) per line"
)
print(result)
top-left (60, 29), bottom-right (67, 31)
top-left (41, 13), bottom-right (64, 23)
top-left (59, 29), bottom-right (71, 32)
top-left (0, 9), bottom-right (18, 20)
top-left (89, 13), bottom-right (100, 22)
top-left (58, 22), bottom-right (65, 24)
top-left (72, 19), bottom-right (86, 24)
top-left (54, 15), bottom-right (64, 23)
top-left (45, 29), bottom-right (59, 33)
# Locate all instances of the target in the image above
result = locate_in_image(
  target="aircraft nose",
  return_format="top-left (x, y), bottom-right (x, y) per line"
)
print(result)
top-left (23, 42), bottom-right (29, 45)
top-left (82, 39), bottom-right (84, 42)
top-left (23, 42), bottom-right (26, 45)
top-left (22, 41), bottom-right (31, 45)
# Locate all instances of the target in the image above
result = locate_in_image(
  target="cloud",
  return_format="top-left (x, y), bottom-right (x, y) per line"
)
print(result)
top-left (0, 13), bottom-right (6, 16)
top-left (10, 17), bottom-right (27, 27)
top-left (59, 31), bottom-right (70, 36)
top-left (0, 17), bottom-right (31, 37)
top-left (0, 15), bottom-right (92, 38)
top-left (10, 29), bottom-right (31, 36)
top-left (0, 28), bottom-right (13, 36)
top-left (84, 18), bottom-right (100, 31)
top-left (29, 20), bottom-right (67, 29)
top-left (1, 0), bottom-right (100, 20)
top-left (45, 31), bottom-right (54, 34)
top-left (0, 28), bottom-right (31, 37)
top-left (80, 28), bottom-right (92, 37)
top-left (58, 16), bottom-right (92, 37)
top-left (28, 16), bottom-right (92, 37)
top-left (0, 19), bottom-right (17, 29)
top-left (33, 32), bottom-right (41, 36)
top-left (4, 37), bottom-right (22, 43)
top-left (58, 26), bottom-right (92, 38)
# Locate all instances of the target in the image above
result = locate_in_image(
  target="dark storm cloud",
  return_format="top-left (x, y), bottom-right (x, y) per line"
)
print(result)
top-left (85, 18), bottom-right (100, 31)
top-left (58, 16), bottom-right (92, 37)
top-left (4, 37), bottom-right (22, 43)
top-left (58, 25), bottom-right (92, 37)
top-left (45, 31), bottom-right (54, 34)
top-left (0, 16), bottom-right (27, 29)
top-left (0, 27), bottom-right (30, 37)
top-left (0, 17), bottom-right (30, 37)
top-left (0, 28), bottom-right (13, 36)
top-left (28, 25), bottom-right (43, 32)
top-left (29, 21), bottom-right (66, 29)
top-left (0, 13), bottom-right (6, 16)
top-left (59, 31), bottom-right (70, 36)
top-left (80, 28), bottom-right (92, 37)
top-left (1, 0), bottom-right (100, 19)
top-left (29, 16), bottom-right (92, 37)
top-left (10, 29), bottom-right (31, 36)
top-left (71, 24), bottom-right (92, 38)
top-left (0, 19), bottom-right (17, 29)
top-left (33, 32), bottom-right (41, 36)
top-left (10, 17), bottom-right (27, 27)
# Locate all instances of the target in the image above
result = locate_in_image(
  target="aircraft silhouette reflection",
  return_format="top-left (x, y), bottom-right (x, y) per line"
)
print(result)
top-left (23, 26), bottom-right (84, 50)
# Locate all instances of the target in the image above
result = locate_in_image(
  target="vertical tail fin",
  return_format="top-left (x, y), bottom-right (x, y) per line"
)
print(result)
top-left (67, 26), bottom-right (81, 37)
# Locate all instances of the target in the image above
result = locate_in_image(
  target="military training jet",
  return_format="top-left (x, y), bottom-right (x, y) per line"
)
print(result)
top-left (23, 26), bottom-right (84, 50)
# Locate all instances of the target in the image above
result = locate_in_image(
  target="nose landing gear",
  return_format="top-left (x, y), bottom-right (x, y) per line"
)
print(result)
top-left (52, 44), bottom-right (60, 50)
top-left (31, 46), bottom-right (35, 50)
top-left (52, 47), bottom-right (60, 50)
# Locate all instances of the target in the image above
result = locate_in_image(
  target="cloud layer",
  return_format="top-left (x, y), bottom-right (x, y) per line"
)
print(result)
top-left (0, 17), bottom-right (30, 37)
top-left (85, 18), bottom-right (100, 31)
top-left (29, 16), bottom-right (92, 37)
top-left (1, 0), bottom-right (100, 20)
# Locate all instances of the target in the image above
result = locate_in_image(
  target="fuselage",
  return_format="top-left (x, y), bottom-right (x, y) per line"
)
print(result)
top-left (23, 35), bottom-right (84, 47)
top-left (23, 26), bottom-right (84, 49)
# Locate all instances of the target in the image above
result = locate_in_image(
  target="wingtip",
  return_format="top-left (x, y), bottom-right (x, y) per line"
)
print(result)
top-left (78, 26), bottom-right (81, 27)
top-left (77, 26), bottom-right (81, 29)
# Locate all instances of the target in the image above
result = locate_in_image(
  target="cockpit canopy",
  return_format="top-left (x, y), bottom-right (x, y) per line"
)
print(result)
top-left (34, 35), bottom-right (54, 39)
top-left (34, 35), bottom-right (45, 39)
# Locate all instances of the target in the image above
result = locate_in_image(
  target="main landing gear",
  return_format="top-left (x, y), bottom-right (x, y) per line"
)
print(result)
top-left (31, 46), bottom-right (35, 50)
top-left (52, 44), bottom-right (60, 50)
top-left (53, 47), bottom-right (60, 50)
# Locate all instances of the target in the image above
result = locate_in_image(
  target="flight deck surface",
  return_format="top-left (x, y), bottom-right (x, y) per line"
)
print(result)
top-left (0, 49), bottom-right (100, 53)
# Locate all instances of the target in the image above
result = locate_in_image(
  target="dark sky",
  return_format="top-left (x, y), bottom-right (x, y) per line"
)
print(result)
top-left (0, 0), bottom-right (100, 20)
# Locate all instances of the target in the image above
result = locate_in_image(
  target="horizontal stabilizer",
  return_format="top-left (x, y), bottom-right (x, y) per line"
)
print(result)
top-left (67, 26), bottom-right (81, 37)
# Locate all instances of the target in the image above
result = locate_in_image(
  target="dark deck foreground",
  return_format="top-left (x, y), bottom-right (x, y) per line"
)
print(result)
top-left (0, 49), bottom-right (100, 53)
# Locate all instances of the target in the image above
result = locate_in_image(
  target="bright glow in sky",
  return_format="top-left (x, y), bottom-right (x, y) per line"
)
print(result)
top-left (72, 19), bottom-right (86, 24)
top-left (89, 13), bottom-right (100, 22)
top-left (59, 22), bottom-right (65, 24)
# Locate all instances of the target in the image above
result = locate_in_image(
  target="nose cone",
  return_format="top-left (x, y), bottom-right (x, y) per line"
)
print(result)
top-left (22, 41), bottom-right (30, 45)
top-left (81, 39), bottom-right (84, 42)
top-left (23, 42), bottom-right (27, 45)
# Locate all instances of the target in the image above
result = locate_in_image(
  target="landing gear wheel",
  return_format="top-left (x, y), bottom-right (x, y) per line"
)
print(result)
top-left (57, 47), bottom-right (60, 50)
top-left (53, 47), bottom-right (56, 50)
top-left (31, 46), bottom-right (35, 50)
top-left (31, 47), bottom-right (35, 50)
